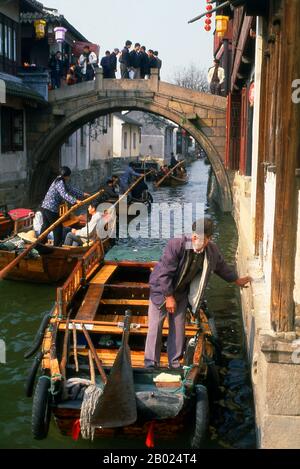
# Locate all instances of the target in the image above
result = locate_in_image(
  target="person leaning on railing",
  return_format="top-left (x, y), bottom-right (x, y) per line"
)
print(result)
top-left (40, 166), bottom-right (89, 247)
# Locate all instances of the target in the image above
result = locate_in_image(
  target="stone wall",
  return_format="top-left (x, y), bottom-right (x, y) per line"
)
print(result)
top-left (232, 173), bottom-right (300, 449)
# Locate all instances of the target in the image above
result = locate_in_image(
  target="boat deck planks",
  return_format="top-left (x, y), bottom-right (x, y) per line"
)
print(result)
top-left (75, 284), bottom-right (105, 321)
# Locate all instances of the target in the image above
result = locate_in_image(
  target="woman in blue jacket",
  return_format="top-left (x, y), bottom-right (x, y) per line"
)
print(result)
top-left (40, 166), bottom-right (88, 246)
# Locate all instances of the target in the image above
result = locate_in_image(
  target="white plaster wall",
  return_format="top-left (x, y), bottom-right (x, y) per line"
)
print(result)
top-left (294, 190), bottom-right (300, 305)
top-left (120, 123), bottom-right (140, 158)
top-left (91, 117), bottom-right (114, 160)
top-left (251, 17), bottom-right (264, 234)
top-left (61, 126), bottom-right (89, 171)
top-left (113, 117), bottom-right (123, 157)
top-left (140, 135), bottom-right (164, 160)
top-left (262, 171), bottom-right (276, 310)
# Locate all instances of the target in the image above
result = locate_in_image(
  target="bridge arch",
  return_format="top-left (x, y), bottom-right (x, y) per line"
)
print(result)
top-left (29, 80), bottom-right (232, 211)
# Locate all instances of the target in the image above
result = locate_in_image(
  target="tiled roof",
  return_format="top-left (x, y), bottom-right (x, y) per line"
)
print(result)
top-left (0, 73), bottom-right (47, 105)
top-left (20, 4), bottom-right (89, 42)
top-left (115, 113), bottom-right (142, 127)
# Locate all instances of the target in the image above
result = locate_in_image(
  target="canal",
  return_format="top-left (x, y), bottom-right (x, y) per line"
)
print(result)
top-left (0, 159), bottom-right (256, 449)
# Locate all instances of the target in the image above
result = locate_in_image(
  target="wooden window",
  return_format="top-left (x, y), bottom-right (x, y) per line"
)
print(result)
top-left (133, 132), bottom-right (136, 149)
top-left (139, 128), bottom-right (142, 143)
top-left (124, 131), bottom-right (128, 150)
top-left (1, 106), bottom-right (24, 153)
top-left (0, 14), bottom-right (18, 75)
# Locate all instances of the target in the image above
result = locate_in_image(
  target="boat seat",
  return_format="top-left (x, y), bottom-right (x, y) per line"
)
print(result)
top-left (90, 265), bottom-right (118, 284)
top-left (100, 299), bottom-right (149, 306)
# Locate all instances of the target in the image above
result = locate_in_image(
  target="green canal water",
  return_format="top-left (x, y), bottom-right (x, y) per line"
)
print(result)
top-left (0, 159), bottom-right (256, 449)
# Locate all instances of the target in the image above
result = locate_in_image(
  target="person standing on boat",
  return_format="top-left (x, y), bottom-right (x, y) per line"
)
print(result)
top-left (40, 166), bottom-right (88, 247)
top-left (119, 162), bottom-right (142, 195)
top-left (144, 218), bottom-right (252, 369)
top-left (170, 153), bottom-right (177, 168)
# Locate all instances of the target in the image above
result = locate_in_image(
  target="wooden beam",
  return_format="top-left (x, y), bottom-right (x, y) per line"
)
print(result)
top-left (270, 0), bottom-right (300, 331)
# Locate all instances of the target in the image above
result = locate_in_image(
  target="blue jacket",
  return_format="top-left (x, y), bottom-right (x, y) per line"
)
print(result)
top-left (120, 166), bottom-right (140, 187)
top-left (41, 179), bottom-right (84, 213)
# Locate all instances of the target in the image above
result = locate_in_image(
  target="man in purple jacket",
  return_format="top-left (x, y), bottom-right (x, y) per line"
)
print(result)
top-left (144, 218), bottom-right (251, 369)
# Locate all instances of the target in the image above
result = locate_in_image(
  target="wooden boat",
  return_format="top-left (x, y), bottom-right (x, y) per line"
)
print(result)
top-left (0, 205), bottom-right (113, 284)
top-left (26, 247), bottom-right (218, 448)
top-left (159, 173), bottom-right (188, 187)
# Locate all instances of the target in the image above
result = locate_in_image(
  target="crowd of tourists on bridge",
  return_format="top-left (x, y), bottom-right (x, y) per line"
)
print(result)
top-left (49, 41), bottom-right (162, 89)
top-left (100, 41), bottom-right (162, 79)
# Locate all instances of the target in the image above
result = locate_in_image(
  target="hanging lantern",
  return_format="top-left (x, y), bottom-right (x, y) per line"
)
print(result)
top-left (205, 25), bottom-right (211, 31)
top-left (34, 20), bottom-right (46, 39)
top-left (205, 18), bottom-right (212, 25)
top-left (54, 26), bottom-right (67, 43)
top-left (215, 15), bottom-right (229, 38)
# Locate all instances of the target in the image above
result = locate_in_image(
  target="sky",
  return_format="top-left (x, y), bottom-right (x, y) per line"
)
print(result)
top-left (46, 0), bottom-right (214, 81)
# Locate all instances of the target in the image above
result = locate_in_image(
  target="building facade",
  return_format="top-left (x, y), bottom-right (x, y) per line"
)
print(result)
top-left (213, 0), bottom-right (300, 448)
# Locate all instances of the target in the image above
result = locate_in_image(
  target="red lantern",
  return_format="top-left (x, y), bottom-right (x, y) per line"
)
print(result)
top-left (205, 25), bottom-right (211, 31)
top-left (206, 13), bottom-right (212, 18)
top-left (205, 18), bottom-right (212, 25)
top-left (206, 4), bottom-right (213, 11)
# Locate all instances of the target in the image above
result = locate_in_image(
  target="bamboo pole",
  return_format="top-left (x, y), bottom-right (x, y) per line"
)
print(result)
top-left (88, 349), bottom-right (96, 385)
top-left (0, 190), bottom-right (104, 280)
top-left (155, 161), bottom-right (184, 188)
top-left (82, 325), bottom-right (107, 384)
top-left (72, 323), bottom-right (79, 373)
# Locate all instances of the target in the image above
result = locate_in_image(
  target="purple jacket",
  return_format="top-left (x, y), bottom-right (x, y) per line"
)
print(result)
top-left (149, 236), bottom-right (238, 308)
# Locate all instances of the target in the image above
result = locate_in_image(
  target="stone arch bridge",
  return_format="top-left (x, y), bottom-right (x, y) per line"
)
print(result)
top-left (27, 69), bottom-right (230, 210)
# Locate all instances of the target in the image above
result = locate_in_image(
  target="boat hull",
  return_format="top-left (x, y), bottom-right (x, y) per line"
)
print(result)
top-left (159, 175), bottom-right (188, 187)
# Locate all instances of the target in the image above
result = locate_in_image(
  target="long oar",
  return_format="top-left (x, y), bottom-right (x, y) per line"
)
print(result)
top-left (90, 310), bottom-right (137, 428)
top-left (110, 170), bottom-right (154, 211)
top-left (0, 190), bottom-right (104, 280)
top-left (155, 161), bottom-right (184, 188)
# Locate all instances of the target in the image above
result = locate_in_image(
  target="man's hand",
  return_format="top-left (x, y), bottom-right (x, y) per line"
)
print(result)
top-left (235, 276), bottom-right (252, 288)
top-left (84, 192), bottom-right (90, 197)
top-left (165, 295), bottom-right (176, 314)
top-left (71, 228), bottom-right (77, 235)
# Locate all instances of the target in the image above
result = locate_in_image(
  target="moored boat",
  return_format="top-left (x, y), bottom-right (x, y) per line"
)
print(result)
top-left (0, 204), bottom-right (113, 283)
top-left (26, 247), bottom-right (219, 447)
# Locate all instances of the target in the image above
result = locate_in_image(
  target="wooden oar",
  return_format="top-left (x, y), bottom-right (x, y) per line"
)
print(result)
top-left (155, 160), bottom-right (184, 188)
top-left (90, 310), bottom-right (137, 428)
top-left (0, 189), bottom-right (104, 280)
top-left (110, 170), bottom-right (154, 211)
